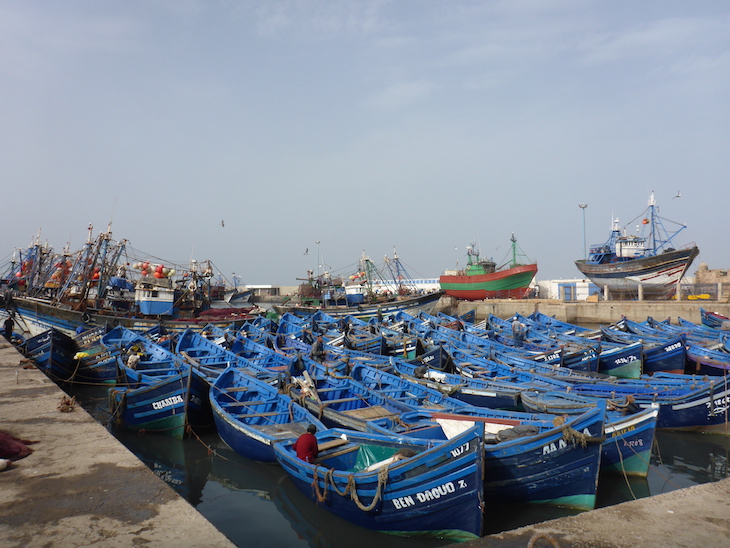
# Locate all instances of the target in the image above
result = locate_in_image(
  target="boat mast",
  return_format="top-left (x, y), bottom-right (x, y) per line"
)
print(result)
top-left (648, 192), bottom-right (656, 253)
top-left (510, 233), bottom-right (517, 268)
top-left (641, 191), bottom-right (687, 256)
top-left (384, 248), bottom-right (417, 294)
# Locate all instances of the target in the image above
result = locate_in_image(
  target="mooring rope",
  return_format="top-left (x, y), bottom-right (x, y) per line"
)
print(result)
top-left (310, 464), bottom-right (390, 511)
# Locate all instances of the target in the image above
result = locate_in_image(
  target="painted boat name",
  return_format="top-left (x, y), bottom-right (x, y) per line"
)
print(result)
top-left (664, 342), bottom-right (682, 352)
top-left (706, 395), bottom-right (729, 415)
top-left (391, 481), bottom-right (461, 509)
top-left (152, 395), bottom-right (184, 410)
top-left (543, 428), bottom-right (591, 455)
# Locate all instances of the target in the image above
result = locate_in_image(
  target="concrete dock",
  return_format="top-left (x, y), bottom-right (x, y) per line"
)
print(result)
top-left (0, 341), bottom-right (235, 548)
top-left (2, 338), bottom-right (729, 548)
top-left (460, 478), bottom-right (730, 547)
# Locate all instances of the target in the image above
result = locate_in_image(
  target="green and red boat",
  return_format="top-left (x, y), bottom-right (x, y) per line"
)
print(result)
top-left (439, 235), bottom-right (537, 300)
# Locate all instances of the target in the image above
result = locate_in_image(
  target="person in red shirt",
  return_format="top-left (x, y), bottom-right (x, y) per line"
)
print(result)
top-left (293, 424), bottom-right (319, 463)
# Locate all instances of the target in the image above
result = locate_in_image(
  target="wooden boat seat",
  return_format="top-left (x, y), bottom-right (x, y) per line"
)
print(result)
top-left (315, 441), bottom-right (359, 462)
top-left (340, 406), bottom-right (396, 420)
top-left (322, 397), bottom-right (362, 406)
top-left (233, 411), bottom-right (281, 418)
top-left (256, 424), bottom-right (305, 437)
top-left (135, 368), bottom-right (177, 374)
top-left (223, 400), bottom-right (271, 407)
top-left (317, 438), bottom-right (348, 452)
top-left (226, 386), bottom-right (249, 392)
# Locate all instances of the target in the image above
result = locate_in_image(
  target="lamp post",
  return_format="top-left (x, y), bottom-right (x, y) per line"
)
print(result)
top-left (578, 203), bottom-right (588, 260)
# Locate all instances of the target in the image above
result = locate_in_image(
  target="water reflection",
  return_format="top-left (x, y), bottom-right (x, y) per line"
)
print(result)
top-left (114, 429), bottom-right (212, 506)
top-left (649, 431), bottom-right (730, 491)
top-left (67, 381), bottom-right (730, 547)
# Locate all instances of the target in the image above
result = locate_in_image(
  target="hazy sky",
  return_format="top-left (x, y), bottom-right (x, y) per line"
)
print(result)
top-left (2, 1), bottom-right (728, 286)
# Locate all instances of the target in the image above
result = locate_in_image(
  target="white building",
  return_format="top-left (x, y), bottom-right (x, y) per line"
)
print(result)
top-left (536, 279), bottom-right (601, 301)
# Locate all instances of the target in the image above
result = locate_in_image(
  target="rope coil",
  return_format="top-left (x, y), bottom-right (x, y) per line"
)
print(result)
top-left (310, 464), bottom-right (390, 511)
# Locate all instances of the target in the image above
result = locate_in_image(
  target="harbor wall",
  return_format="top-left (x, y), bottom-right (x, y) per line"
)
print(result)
top-left (435, 296), bottom-right (730, 326)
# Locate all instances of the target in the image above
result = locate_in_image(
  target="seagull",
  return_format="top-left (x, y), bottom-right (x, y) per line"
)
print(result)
top-left (673, 191), bottom-right (681, 199)
top-left (304, 248), bottom-right (309, 255)
top-left (221, 220), bottom-right (225, 227)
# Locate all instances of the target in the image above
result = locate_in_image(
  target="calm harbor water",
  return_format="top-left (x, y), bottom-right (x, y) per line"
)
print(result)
top-left (68, 381), bottom-right (730, 548)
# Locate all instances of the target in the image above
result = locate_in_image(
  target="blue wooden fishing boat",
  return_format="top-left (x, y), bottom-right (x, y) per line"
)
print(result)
top-left (506, 313), bottom-right (643, 379)
top-left (366, 404), bottom-right (606, 511)
top-left (108, 371), bottom-right (193, 438)
top-left (520, 390), bottom-right (659, 477)
top-left (68, 324), bottom-right (173, 384)
top-left (175, 328), bottom-right (279, 383)
top-left (273, 315), bottom-right (396, 370)
top-left (211, 367), bottom-right (326, 462)
top-left (599, 326), bottom-right (687, 375)
top-left (482, 314), bottom-right (601, 373)
top-left (409, 312), bottom-right (601, 374)
top-left (528, 310), bottom-right (596, 335)
top-left (548, 334), bottom-right (642, 379)
top-left (700, 308), bottom-right (730, 330)
top-left (337, 313), bottom-right (422, 358)
top-left (285, 362), bottom-right (417, 431)
top-left (440, 342), bottom-right (730, 434)
top-left (650, 316), bottom-right (727, 345)
top-left (632, 317), bottom-right (719, 347)
top-left (229, 333), bottom-right (297, 374)
top-left (683, 344), bottom-right (730, 376)
top-left (22, 327), bottom-right (78, 381)
top-left (108, 333), bottom-right (213, 437)
top-left (69, 325), bottom-right (116, 382)
top-left (568, 373), bottom-right (730, 434)
top-left (394, 349), bottom-right (523, 409)
top-left (273, 425), bottom-right (485, 540)
top-left (343, 361), bottom-right (464, 411)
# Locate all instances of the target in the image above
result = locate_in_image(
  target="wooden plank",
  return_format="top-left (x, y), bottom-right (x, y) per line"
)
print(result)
top-left (315, 444), bottom-right (360, 462)
top-left (223, 400), bottom-right (269, 407)
top-left (322, 397), bottom-right (362, 406)
top-left (340, 406), bottom-right (395, 420)
top-left (226, 386), bottom-right (250, 392)
top-left (233, 411), bottom-right (281, 418)
top-left (317, 438), bottom-right (348, 452)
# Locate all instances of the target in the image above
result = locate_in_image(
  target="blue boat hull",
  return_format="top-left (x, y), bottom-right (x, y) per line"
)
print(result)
top-left (481, 407), bottom-right (604, 510)
top-left (211, 368), bottom-right (326, 462)
top-left (23, 328), bottom-right (77, 380)
top-left (274, 427), bottom-right (485, 540)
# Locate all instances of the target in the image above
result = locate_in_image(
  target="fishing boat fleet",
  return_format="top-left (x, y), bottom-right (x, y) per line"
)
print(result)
top-left (0, 192), bottom-right (720, 540)
top-left (0, 224), bottom-right (262, 338)
top-left (274, 249), bottom-right (444, 320)
top-left (9, 301), bottom-right (730, 541)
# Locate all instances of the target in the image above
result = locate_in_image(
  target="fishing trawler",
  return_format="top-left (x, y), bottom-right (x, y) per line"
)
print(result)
top-left (575, 192), bottom-right (699, 300)
top-left (439, 234), bottom-right (538, 300)
top-left (0, 224), bottom-right (259, 337)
